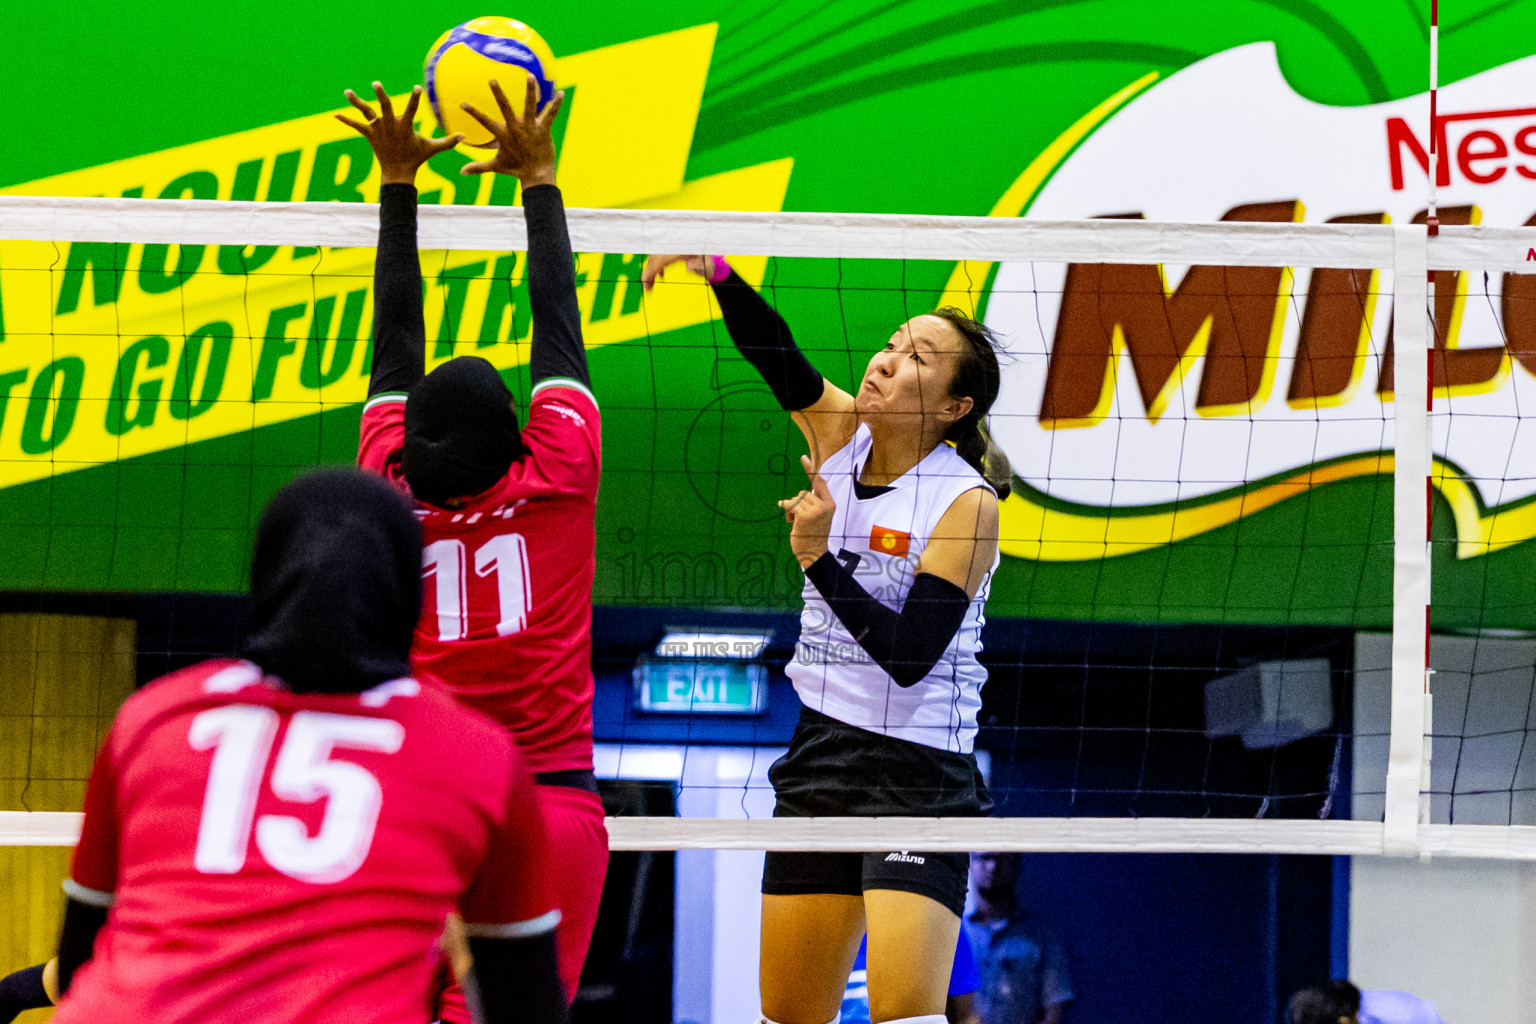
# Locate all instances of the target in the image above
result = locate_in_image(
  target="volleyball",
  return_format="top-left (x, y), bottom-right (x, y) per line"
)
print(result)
top-left (423, 16), bottom-right (557, 147)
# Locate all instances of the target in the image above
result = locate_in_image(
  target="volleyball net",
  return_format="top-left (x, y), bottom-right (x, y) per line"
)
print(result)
top-left (1, 195), bottom-right (1534, 859)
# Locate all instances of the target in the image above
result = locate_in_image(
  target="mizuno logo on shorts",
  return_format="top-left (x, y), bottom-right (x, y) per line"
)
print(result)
top-left (885, 851), bottom-right (925, 865)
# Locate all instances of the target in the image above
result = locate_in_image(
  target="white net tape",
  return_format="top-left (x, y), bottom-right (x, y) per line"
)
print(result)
top-left (2, 196), bottom-right (1534, 858)
top-left (3, 194), bottom-right (1531, 270)
top-left (6, 811), bottom-right (1536, 859)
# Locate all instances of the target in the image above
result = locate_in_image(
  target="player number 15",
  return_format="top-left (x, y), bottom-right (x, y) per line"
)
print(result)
top-left (188, 706), bottom-right (403, 884)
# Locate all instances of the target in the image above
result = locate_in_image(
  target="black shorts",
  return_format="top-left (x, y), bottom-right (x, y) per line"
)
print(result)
top-left (761, 706), bottom-right (990, 916)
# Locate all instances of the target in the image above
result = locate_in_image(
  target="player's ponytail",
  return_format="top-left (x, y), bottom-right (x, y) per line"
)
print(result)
top-left (931, 307), bottom-right (1012, 500)
top-left (952, 416), bottom-right (1012, 500)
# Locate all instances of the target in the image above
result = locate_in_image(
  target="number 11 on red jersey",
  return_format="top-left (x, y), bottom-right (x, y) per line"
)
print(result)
top-left (421, 533), bottom-right (533, 641)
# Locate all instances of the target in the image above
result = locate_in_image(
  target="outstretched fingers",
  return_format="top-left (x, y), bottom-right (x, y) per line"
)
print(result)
top-left (344, 89), bottom-right (378, 123)
top-left (522, 73), bottom-right (540, 123)
top-left (454, 101), bottom-right (503, 151)
top-left (489, 78), bottom-right (517, 126)
top-left (538, 89), bottom-right (565, 128)
top-left (373, 81), bottom-right (395, 120)
top-left (459, 158), bottom-right (498, 176)
top-left (458, 101), bottom-right (502, 137)
top-left (428, 133), bottom-right (465, 155)
top-left (401, 85), bottom-right (422, 124)
top-left (334, 113), bottom-right (370, 135)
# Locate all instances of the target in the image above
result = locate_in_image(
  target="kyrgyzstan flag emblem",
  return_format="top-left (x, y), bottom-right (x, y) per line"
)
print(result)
top-left (869, 525), bottom-right (911, 558)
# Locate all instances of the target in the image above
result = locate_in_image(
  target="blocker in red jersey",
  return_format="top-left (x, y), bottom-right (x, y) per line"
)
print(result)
top-left (342, 73), bottom-right (608, 1009)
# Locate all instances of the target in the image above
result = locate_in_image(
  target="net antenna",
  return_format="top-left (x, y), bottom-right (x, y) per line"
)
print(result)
top-left (1384, 0), bottom-right (1440, 856)
top-left (1424, 0), bottom-right (1439, 827)
top-left (1429, 0), bottom-right (1441, 239)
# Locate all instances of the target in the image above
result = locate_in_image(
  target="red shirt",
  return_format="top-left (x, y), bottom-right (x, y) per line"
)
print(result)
top-left (357, 380), bottom-right (601, 773)
top-left (56, 659), bottom-right (558, 1024)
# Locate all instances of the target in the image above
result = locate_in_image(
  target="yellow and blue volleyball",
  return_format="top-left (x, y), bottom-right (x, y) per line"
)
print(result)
top-left (423, 17), bottom-right (557, 148)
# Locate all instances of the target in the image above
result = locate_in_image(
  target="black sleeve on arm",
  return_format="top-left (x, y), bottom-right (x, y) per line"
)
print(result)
top-left (56, 897), bottom-right (109, 997)
top-left (710, 270), bottom-right (825, 411)
top-left (804, 553), bottom-right (970, 688)
top-left (0, 963), bottom-right (50, 1021)
top-left (523, 184), bottom-right (590, 390)
top-left (466, 932), bottom-right (570, 1024)
top-left (368, 183), bottom-right (427, 398)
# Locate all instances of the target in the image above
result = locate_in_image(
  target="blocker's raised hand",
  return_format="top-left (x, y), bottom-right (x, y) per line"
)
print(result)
top-left (458, 73), bottom-right (565, 187)
top-left (335, 82), bottom-right (462, 187)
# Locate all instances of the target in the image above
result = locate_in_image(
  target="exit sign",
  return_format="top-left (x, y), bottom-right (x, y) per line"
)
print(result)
top-left (633, 660), bottom-right (767, 714)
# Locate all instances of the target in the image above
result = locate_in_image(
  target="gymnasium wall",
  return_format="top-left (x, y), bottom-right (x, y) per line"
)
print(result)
top-left (1350, 857), bottom-right (1536, 1024)
top-left (1352, 633), bottom-right (1536, 1021)
top-left (1354, 633), bottom-right (1536, 826)
top-left (0, 613), bottom-right (136, 1024)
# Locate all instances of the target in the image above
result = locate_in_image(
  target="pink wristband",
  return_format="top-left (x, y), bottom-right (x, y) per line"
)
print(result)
top-left (705, 254), bottom-right (732, 284)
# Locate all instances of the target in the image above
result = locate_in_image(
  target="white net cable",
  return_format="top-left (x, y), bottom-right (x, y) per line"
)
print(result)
top-left (3, 196), bottom-right (1535, 859)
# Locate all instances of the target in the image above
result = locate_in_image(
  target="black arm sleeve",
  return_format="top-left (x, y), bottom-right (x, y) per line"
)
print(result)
top-left (465, 932), bottom-right (570, 1024)
top-left (368, 183), bottom-right (427, 398)
top-left (56, 897), bottom-right (109, 997)
top-left (804, 553), bottom-right (970, 688)
top-left (523, 184), bottom-right (590, 389)
top-left (0, 964), bottom-right (50, 1021)
top-left (710, 270), bottom-right (825, 411)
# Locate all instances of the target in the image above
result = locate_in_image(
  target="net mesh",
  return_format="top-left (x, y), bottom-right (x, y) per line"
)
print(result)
top-left (0, 197), bottom-right (1533, 858)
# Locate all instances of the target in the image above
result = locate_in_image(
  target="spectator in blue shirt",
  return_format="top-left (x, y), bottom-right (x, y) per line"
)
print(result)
top-left (1288, 980), bottom-right (1450, 1024)
top-left (842, 929), bottom-right (980, 1024)
top-left (963, 853), bottom-right (1073, 1024)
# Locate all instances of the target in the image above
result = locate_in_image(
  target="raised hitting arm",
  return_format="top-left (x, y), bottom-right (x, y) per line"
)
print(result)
top-left (643, 253), bottom-right (856, 467)
top-left (335, 82), bottom-right (462, 400)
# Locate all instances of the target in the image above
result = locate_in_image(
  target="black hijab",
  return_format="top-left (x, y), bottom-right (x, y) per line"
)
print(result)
top-left (243, 469), bottom-right (422, 694)
top-left (403, 356), bottom-right (522, 506)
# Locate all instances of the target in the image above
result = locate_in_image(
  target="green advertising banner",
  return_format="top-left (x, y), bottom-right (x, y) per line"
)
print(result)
top-left (2, 1), bottom-right (1534, 630)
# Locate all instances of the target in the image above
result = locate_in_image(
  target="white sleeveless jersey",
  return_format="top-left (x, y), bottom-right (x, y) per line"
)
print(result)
top-left (786, 423), bottom-right (998, 753)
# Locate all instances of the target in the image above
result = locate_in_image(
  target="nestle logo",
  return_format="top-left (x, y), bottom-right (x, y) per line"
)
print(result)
top-left (884, 851), bottom-right (926, 865)
top-left (1388, 105), bottom-right (1536, 189)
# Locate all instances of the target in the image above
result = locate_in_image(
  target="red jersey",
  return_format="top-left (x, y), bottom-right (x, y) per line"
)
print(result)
top-left (56, 659), bottom-right (559, 1024)
top-left (357, 379), bottom-right (600, 773)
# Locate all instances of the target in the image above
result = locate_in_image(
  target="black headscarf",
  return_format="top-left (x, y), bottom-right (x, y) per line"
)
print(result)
top-left (243, 468), bottom-right (422, 694)
top-left (403, 356), bottom-right (522, 506)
